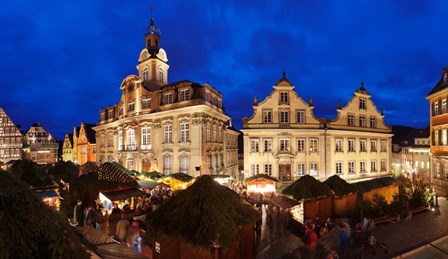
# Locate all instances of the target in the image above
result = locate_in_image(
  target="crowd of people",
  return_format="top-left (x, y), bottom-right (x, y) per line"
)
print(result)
top-left (72, 185), bottom-right (173, 254)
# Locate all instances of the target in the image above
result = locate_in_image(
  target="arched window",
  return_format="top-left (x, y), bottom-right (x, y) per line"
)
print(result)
top-left (180, 154), bottom-right (189, 174)
top-left (159, 68), bottom-right (164, 82)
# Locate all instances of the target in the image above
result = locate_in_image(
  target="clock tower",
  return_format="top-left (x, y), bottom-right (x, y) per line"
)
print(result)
top-left (137, 14), bottom-right (169, 86)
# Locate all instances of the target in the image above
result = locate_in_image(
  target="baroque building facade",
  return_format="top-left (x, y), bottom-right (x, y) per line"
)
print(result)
top-left (0, 107), bottom-right (23, 164)
top-left (62, 133), bottom-right (74, 162)
top-left (23, 123), bottom-right (58, 164)
top-left (426, 67), bottom-right (448, 195)
top-left (93, 17), bottom-right (238, 178)
top-left (241, 74), bottom-right (392, 183)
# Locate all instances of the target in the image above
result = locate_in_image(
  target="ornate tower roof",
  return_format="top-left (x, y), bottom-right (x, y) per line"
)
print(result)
top-left (144, 13), bottom-right (161, 56)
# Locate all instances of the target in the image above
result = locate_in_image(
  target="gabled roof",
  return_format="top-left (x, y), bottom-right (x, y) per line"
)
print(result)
top-left (427, 68), bottom-right (448, 97)
top-left (355, 82), bottom-right (370, 95)
top-left (82, 123), bottom-right (96, 143)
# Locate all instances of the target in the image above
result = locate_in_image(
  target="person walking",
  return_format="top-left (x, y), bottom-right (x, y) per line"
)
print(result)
top-left (304, 223), bottom-right (318, 259)
top-left (127, 221), bottom-right (142, 253)
top-left (353, 223), bottom-right (365, 259)
top-left (337, 222), bottom-right (351, 258)
top-left (73, 200), bottom-right (84, 226)
top-left (116, 213), bottom-right (130, 243)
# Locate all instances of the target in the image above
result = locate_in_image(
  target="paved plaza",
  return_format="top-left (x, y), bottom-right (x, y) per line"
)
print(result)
top-left (256, 197), bottom-right (448, 258)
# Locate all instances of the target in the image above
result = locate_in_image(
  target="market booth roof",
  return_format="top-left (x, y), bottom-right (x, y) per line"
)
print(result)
top-left (269, 196), bottom-right (300, 210)
top-left (352, 177), bottom-right (395, 193)
top-left (282, 174), bottom-right (333, 200)
top-left (323, 175), bottom-right (357, 197)
top-left (100, 187), bottom-right (145, 201)
top-left (245, 174), bottom-right (279, 182)
top-left (161, 172), bottom-right (195, 190)
top-left (146, 175), bottom-right (260, 250)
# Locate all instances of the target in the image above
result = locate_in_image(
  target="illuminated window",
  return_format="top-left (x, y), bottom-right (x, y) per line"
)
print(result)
top-left (141, 127), bottom-right (151, 148)
top-left (127, 128), bottom-right (135, 149)
top-left (180, 155), bottom-right (189, 174)
top-left (264, 164), bottom-right (272, 176)
top-left (310, 163), bottom-right (318, 176)
top-left (310, 139), bottom-right (318, 152)
top-left (335, 139), bottom-right (343, 152)
top-left (164, 154), bottom-right (172, 174)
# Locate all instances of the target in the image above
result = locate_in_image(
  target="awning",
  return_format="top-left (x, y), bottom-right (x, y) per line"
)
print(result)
top-left (33, 190), bottom-right (60, 199)
top-left (269, 196), bottom-right (300, 210)
top-left (138, 181), bottom-right (169, 189)
top-left (100, 188), bottom-right (145, 201)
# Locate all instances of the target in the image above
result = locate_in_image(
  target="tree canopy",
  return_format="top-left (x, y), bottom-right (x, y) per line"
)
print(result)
top-left (0, 170), bottom-right (88, 258)
top-left (282, 174), bottom-right (333, 200)
top-left (323, 175), bottom-right (357, 197)
top-left (145, 175), bottom-right (260, 250)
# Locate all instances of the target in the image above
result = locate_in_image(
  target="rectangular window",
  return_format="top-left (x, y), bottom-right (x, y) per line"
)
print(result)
top-left (348, 114), bottom-right (355, 126)
top-left (251, 164), bottom-right (260, 175)
top-left (180, 122), bottom-right (189, 143)
top-left (279, 139), bottom-right (290, 152)
top-left (360, 161), bottom-right (366, 173)
top-left (179, 89), bottom-right (190, 101)
top-left (360, 115), bottom-right (366, 127)
top-left (280, 110), bottom-right (289, 123)
top-left (381, 140), bottom-right (387, 152)
top-left (108, 109), bottom-right (114, 119)
top-left (100, 134), bottom-right (105, 148)
top-left (108, 133), bottom-right (113, 147)
top-left (127, 128), bottom-right (135, 149)
top-left (100, 112), bottom-right (105, 121)
top-left (434, 102), bottom-right (439, 115)
top-left (280, 91), bottom-right (289, 103)
top-left (141, 127), bottom-right (151, 149)
top-left (335, 139), bottom-right (343, 152)
top-left (371, 140), bottom-right (377, 152)
top-left (348, 161), bottom-right (355, 174)
top-left (360, 98), bottom-right (366, 109)
top-left (118, 131), bottom-right (123, 150)
top-left (251, 139), bottom-right (259, 152)
top-left (264, 164), bottom-right (272, 176)
top-left (297, 139), bottom-right (305, 152)
top-left (263, 139), bottom-right (272, 152)
top-left (371, 160), bottom-right (377, 172)
top-left (443, 129), bottom-right (447, 145)
top-left (141, 98), bottom-right (152, 109)
top-left (164, 93), bottom-right (173, 104)
top-left (128, 102), bottom-right (135, 112)
top-left (443, 99), bottom-right (447, 113)
top-left (360, 139), bottom-right (367, 152)
top-left (297, 110), bottom-right (305, 123)
top-left (336, 162), bottom-right (343, 174)
top-left (164, 125), bottom-right (172, 143)
top-left (263, 110), bottom-right (272, 123)
top-left (310, 163), bottom-right (318, 176)
top-left (310, 139), bottom-right (318, 152)
top-left (297, 163), bottom-right (305, 176)
top-left (381, 160), bottom-right (387, 172)
top-left (206, 124), bottom-right (210, 142)
top-left (348, 139), bottom-right (355, 152)
top-left (180, 155), bottom-right (189, 174)
top-left (164, 155), bottom-right (172, 174)
top-left (370, 117), bottom-right (377, 128)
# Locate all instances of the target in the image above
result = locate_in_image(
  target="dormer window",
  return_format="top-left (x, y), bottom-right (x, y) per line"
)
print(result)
top-left (179, 89), bottom-right (190, 101)
top-left (359, 98), bottom-right (366, 109)
top-left (444, 73), bottom-right (448, 83)
top-left (141, 98), bottom-right (152, 109)
top-left (128, 102), bottom-right (135, 112)
top-left (143, 68), bottom-right (149, 82)
top-left (280, 91), bottom-right (289, 104)
top-left (164, 93), bottom-right (173, 104)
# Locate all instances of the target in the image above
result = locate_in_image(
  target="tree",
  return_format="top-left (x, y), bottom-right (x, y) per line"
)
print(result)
top-left (0, 170), bottom-right (88, 258)
top-left (9, 159), bottom-right (52, 188)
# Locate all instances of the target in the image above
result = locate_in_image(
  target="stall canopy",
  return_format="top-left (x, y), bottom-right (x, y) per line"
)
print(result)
top-left (33, 190), bottom-right (61, 199)
top-left (282, 174), bottom-right (333, 200)
top-left (323, 175), bottom-right (357, 197)
top-left (138, 181), bottom-right (170, 189)
top-left (100, 187), bottom-right (145, 201)
top-left (161, 172), bottom-right (195, 190)
top-left (269, 196), bottom-right (300, 210)
top-left (245, 174), bottom-right (279, 193)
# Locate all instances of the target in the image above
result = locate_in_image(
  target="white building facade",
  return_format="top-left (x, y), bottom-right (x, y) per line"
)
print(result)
top-left (241, 74), bottom-right (392, 183)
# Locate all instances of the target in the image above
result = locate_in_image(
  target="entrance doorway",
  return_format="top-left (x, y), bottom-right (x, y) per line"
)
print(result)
top-left (278, 164), bottom-right (291, 181)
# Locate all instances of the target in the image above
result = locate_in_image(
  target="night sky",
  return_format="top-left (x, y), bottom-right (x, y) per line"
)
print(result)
top-left (2, 1), bottom-right (446, 140)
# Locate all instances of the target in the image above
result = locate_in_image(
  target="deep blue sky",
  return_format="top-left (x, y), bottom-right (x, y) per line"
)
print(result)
top-left (2, 1), bottom-right (446, 140)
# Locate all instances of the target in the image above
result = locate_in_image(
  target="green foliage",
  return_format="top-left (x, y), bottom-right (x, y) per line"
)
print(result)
top-left (163, 172), bottom-right (194, 182)
top-left (370, 193), bottom-right (388, 217)
top-left (142, 171), bottom-right (162, 180)
top-left (389, 192), bottom-right (407, 217)
top-left (145, 175), bottom-right (260, 251)
top-left (323, 175), bottom-right (357, 197)
top-left (47, 161), bottom-right (79, 185)
top-left (9, 159), bottom-right (53, 188)
top-left (282, 175), bottom-right (333, 200)
top-left (0, 170), bottom-right (89, 259)
top-left (352, 199), bottom-right (373, 222)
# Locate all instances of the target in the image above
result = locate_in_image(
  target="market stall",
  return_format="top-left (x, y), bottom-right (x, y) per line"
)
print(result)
top-left (245, 174), bottom-right (278, 198)
top-left (323, 175), bottom-right (358, 217)
top-left (33, 189), bottom-right (61, 210)
top-left (99, 187), bottom-right (145, 211)
top-left (282, 175), bottom-right (333, 224)
top-left (161, 172), bottom-right (195, 191)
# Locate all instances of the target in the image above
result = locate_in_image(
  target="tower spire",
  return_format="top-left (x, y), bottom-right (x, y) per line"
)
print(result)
top-left (144, 5), bottom-right (161, 56)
